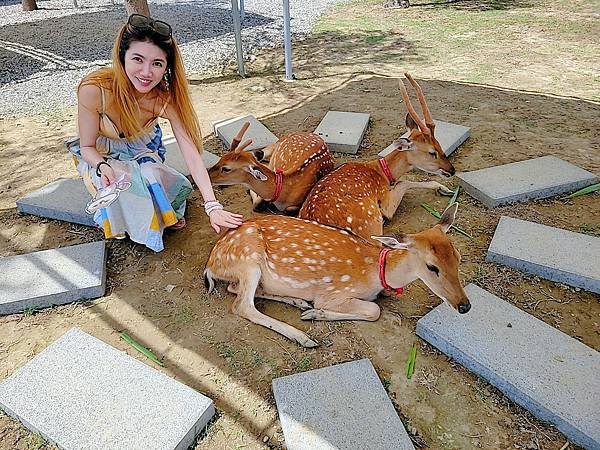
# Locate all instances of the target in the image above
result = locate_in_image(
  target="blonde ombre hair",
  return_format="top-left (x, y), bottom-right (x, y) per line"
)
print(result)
top-left (79, 21), bottom-right (203, 152)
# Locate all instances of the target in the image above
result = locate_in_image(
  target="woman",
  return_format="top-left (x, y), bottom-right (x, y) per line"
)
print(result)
top-left (68, 14), bottom-right (242, 252)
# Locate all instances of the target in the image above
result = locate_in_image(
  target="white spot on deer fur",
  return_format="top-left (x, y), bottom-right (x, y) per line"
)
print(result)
top-left (282, 257), bottom-right (289, 263)
top-left (322, 276), bottom-right (332, 283)
top-left (347, 216), bottom-right (353, 223)
top-left (309, 266), bottom-right (317, 271)
top-left (245, 228), bottom-right (255, 234)
top-left (364, 257), bottom-right (374, 264)
top-left (329, 256), bottom-right (337, 262)
top-left (346, 259), bottom-right (352, 264)
top-left (293, 267), bottom-right (301, 271)
top-left (341, 275), bottom-right (351, 282)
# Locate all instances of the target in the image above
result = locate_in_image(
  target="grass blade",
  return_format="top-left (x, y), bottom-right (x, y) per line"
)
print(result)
top-left (566, 183), bottom-right (600, 199)
top-left (120, 331), bottom-right (164, 366)
top-left (405, 344), bottom-right (417, 379)
top-left (445, 185), bottom-right (460, 211)
top-left (420, 203), bottom-right (474, 239)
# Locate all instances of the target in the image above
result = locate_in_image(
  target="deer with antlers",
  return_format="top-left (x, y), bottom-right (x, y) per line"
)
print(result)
top-left (204, 203), bottom-right (470, 347)
top-left (208, 123), bottom-right (334, 213)
top-left (299, 73), bottom-right (456, 240)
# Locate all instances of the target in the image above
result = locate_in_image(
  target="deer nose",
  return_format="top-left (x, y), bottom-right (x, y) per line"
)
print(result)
top-left (458, 303), bottom-right (471, 314)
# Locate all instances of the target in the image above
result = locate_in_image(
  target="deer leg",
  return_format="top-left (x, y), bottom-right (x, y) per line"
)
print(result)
top-left (381, 180), bottom-right (453, 219)
top-left (301, 297), bottom-right (381, 322)
top-left (227, 283), bottom-right (312, 310)
top-left (232, 268), bottom-right (318, 348)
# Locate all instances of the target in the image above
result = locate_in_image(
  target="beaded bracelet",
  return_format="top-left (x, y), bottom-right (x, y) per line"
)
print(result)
top-left (204, 200), bottom-right (224, 216)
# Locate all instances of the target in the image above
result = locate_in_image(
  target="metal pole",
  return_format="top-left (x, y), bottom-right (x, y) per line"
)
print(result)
top-left (239, 0), bottom-right (245, 22)
top-left (231, 0), bottom-right (245, 77)
top-left (282, 0), bottom-right (293, 81)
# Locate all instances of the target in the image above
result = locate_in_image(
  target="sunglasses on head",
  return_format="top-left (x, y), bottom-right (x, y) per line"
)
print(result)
top-left (127, 14), bottom-right (172, 38)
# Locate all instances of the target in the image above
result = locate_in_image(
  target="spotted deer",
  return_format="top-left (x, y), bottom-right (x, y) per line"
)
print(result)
top-left (204, 203), bottom-right (470, 347)
top-left (208, 123), bottom-right (334, 213)
top-left (299, 73), bottom-right (456, 240)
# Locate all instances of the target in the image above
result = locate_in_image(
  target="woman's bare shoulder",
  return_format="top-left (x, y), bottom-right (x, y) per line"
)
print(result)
top-left (78, 83), bottom-right (102, 112)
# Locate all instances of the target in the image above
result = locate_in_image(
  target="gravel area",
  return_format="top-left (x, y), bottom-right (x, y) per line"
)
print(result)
top-left (0, 0), bottom-right (347, 117)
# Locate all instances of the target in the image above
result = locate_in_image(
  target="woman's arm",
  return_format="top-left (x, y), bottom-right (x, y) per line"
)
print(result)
top-left (78, 84), bottom-right (116, 186)
top-left (164, 104), bottom-right (243, 232)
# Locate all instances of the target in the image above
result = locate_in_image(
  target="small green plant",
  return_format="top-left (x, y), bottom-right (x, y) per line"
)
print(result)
top-left (23, 307), bottom-right (38, 317)
top-left (421, 203), bottom-right (473, 238)
top-left (382, 376), bottom-right (392, 390)
top-left (405, 344), bottom-right (417, 380)
top-left (296, 356), bottom-right (312, 372)
top-left (566, 183), bottom-right (600, 198)
top-left (120, 331), bottom-right (164, 366)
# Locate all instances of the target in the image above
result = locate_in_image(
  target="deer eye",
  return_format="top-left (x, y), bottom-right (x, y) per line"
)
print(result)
top-left (221, 166), bottom-right (232, 173)
top-left (426, 263), bottom-right (439, 276)
top-left (429, 151), bottom-right (438, 159)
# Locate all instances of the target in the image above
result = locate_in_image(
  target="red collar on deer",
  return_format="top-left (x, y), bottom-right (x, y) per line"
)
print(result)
top-left (270, 168), bottom-right (284, 202)
top-left (378, 158), bottom-right (395, 185)
top-left (378, 247), bottom-right (404, 295)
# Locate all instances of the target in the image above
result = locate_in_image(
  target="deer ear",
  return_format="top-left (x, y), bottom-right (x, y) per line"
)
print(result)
top-left (405, 113), bottom-right (419, 132)
top-left (392, 137), bottom-right (414, 152)
top-left (371, 235), bottom-right (410, 249)
top-left (252, 149), bottom-right (265, 161)
top-left (438, 203), bottom-right (458, 233)
top-left (245, 166), bottom-right (268, 181)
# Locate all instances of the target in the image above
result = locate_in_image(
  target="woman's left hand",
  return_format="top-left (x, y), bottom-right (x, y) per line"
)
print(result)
top-left (209, 209), bottom-right (244, 233)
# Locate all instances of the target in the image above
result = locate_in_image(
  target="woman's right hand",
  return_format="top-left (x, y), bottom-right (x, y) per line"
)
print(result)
top-left (99, 163), bottom-right (117, 187)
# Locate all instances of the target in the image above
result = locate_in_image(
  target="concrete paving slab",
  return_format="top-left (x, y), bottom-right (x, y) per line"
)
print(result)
top-left (16, 178), bottom-right (95, 227)
top-left (272, 358), bottom-right (414, 450)
top-left (0, 327), bottom-right (215, 450)
top-left (314, 111), bottom-right (370, 154)
top-left (212, 114), bottom-right (277, 151)
top-left (416, 284), bottom-right (600, 450)
top-left (0, 241), bottom-right (107, 315)
top-left (163, 134), bottom-right (220, 176)
top-left (378, 120), bottom-right (470, 157)
top-left (486, 216), bottom-right (600, 293)
top-left (457, 156), bottom-right (598, 208)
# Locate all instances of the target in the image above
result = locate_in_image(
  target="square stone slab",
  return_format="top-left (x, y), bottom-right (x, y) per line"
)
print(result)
top-left (212, 114), bottom-right (277, 152)
top-left (378, 120), bottom-right (470, 157)
top-left (272, 358), bottom-right (414, 450)
top-left (314, 111), bottom-right (371, 154)
top-left (416, 284), bottom-right (600, 450)
top-left (0, 328), bottom-right (215, 450)
top-left (163, 134), bottom-right (220, 176)
top-left (0, 241), bottom-right (107, 315)
top-left (457, 156), bottom-right (598, 208)
top-left (16, 178), bottom-right (95, 227)
top-left (486, 216), bottom-right (600, 294)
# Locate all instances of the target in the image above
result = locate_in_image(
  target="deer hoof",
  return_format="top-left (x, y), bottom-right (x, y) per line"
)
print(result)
top-left (298, 336), bottom-right (319, 348)
top-left (437, 186), bottom-right (454, 196)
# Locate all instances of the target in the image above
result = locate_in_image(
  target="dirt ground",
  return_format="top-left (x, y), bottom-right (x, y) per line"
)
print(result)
top-left (1, 1), bottom-right (599, 449)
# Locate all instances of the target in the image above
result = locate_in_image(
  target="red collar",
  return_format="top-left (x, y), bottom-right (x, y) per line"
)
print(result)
top-left (270, 168), bottom-right (284, 202)
top-left (378, 158), bottom-right (395, 185)
top-left (378, 248), bottom-right (404, 295)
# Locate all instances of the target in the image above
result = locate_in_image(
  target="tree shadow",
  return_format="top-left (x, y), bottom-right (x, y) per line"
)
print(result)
top-left (0, 3), bottom-right (273, 85)
top-left (409, 0), bottom-right (534, 10)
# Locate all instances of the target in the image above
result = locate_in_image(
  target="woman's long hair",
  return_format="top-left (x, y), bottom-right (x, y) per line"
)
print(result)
top-left (79, 20), bottom-right (203, 152)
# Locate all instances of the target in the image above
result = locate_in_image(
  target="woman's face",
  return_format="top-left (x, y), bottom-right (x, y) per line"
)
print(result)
top-left (124, 40), bottom-right (168, 94)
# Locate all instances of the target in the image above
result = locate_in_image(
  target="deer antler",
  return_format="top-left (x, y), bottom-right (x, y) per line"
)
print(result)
top-left (398, 78), bottom-right (431, 136)
top-left (231, 121), bottom-right (252, 153)
top-left (404, 73), bottom-right (436, 135)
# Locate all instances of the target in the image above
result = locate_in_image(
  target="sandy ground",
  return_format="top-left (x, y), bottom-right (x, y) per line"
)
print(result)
top-left (1, 3), bottom-right (599, 449)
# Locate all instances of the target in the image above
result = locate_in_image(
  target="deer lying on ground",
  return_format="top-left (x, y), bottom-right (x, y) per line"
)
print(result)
top-left (299, 73), bottom-right (455, 240)
top-left (208, 123), bottom-right (334, 213)
top-left (204, 203), bottom-right (470, 347)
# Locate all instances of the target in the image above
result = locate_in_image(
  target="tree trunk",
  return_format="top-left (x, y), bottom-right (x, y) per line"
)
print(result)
top-left (124, 0), bottom-right (150, 18)
top-left (22, 0), bottom-right (38, 11)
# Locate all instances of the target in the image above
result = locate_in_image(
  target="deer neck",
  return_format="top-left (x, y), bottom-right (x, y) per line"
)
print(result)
top-left (376, 248), bottom-right (417, 292)
top-left (368, 152), bottom-right (411, 184)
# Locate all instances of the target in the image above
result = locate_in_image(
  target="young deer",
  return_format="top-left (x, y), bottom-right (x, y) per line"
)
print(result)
top-left (208, 123), bottom-right (334, 213)
top-left (204, 203), bottom-right (470, 347)
top-left (299, 73), bottom-right (455, 240)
